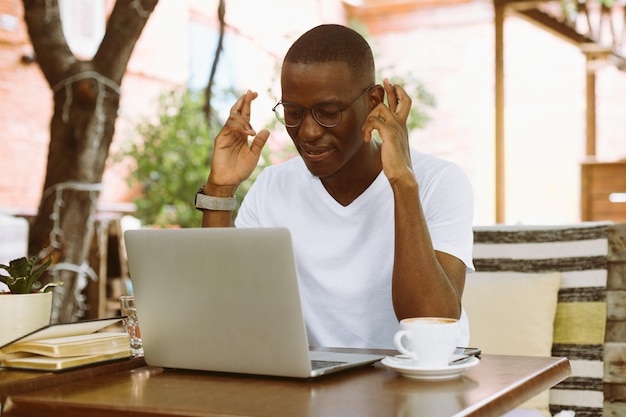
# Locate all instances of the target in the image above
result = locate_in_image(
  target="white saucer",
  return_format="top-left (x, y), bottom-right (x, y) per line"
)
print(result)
top-left (381, 354), bottom-right (480, 380)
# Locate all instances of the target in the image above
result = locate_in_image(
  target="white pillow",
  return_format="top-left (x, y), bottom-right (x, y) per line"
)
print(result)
top-left (463, 271), bottom-right (561, 416)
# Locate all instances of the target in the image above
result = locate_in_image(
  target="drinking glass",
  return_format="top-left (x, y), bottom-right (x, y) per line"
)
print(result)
top-left (119, 295), bottom-right (143, 357)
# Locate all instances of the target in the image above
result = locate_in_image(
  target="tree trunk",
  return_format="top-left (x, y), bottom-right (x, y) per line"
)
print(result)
top-left (22, 0), bottom-right (158, 322)
top-left (204, 0), bottom-right (226, 124)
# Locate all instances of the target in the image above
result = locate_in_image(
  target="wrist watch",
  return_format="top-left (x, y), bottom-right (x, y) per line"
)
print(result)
top-left (195, 186), bottom-right (237, 211)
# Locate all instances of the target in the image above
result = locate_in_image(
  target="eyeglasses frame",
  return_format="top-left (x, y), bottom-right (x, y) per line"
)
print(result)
top-left (272, 84), bottom-right (374, 128)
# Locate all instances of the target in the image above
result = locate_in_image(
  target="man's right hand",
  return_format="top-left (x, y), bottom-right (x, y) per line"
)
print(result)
top-left (206, 90), bottom-right (270, 197)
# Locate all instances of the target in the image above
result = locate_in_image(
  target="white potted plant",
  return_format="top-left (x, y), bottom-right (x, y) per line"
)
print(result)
top-left (0, 255), bottom-right (61, 346)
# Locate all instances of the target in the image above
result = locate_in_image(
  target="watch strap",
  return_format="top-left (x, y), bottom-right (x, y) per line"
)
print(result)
top-left (195, 187), bottom-right (237, 211)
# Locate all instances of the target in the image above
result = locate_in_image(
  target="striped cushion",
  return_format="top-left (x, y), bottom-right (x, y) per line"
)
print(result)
top-left (472, 223), bottom-right (609, 417)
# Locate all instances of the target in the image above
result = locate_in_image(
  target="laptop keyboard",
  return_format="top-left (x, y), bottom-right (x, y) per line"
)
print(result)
top-left (310, 360), bottom-right (348, 370)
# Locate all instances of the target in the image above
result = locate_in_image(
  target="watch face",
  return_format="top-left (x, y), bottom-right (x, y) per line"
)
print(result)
top-left (195, 191), bottom-right (204, 211)
top-left (195, 187), bottom-right (204, 205)
top-left (196, 186), bottom-right (207, 210)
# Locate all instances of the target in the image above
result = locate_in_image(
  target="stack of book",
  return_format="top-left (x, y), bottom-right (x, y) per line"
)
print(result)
top-left (0, 317), bottom-right (132, 371)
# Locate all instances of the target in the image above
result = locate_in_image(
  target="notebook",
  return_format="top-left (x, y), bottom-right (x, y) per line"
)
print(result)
top-left (124, 227), bottom-right (384, 378)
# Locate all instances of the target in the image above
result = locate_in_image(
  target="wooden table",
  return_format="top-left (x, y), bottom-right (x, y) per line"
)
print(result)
top-left (0, 356), bottom-right (145, 404)
top-left (1, 352), bottom-right (570, 417)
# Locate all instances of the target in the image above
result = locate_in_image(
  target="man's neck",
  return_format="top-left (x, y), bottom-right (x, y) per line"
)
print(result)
top-left (320, 142), bottom-right (383, 206)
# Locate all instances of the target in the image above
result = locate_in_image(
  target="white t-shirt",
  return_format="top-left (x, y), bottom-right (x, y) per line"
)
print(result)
top-left (235, 147), bottom-right (474, 348)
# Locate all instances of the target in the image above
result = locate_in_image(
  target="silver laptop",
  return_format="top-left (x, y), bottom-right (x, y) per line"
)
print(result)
top-left (124, 227), bottom-right (383, 378)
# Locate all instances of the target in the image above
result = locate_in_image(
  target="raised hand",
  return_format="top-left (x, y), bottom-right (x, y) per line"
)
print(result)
top-left (207, 90), bottom-right (270, 195)
top-left (362, 78), bottom-right (413, 184)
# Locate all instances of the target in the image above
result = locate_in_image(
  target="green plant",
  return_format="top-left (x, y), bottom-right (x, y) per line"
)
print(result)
top-left (119, 88), bottom-right (271, 228)
top-left (0, 255), bottom-right (59, 294)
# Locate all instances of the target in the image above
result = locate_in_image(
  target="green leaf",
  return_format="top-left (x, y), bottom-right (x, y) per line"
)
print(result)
top-left (0, 255), bottom-right (53, 294)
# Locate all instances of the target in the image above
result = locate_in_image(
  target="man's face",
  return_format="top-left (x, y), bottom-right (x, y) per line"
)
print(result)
top-left (280, 61), bottom-right (373, 180)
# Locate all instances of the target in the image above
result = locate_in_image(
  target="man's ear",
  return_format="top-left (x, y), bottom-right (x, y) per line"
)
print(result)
top-left (369, 84), bottom-right (386, 107)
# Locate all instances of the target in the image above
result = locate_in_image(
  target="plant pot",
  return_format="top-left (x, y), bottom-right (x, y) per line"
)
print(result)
top-left (0, 291), bottom-right (53, 346)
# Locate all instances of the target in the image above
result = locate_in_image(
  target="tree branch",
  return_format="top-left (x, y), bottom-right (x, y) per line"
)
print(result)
top-left (22, 0), bottom-right (75, 87)
top-left (94, 0), bottom-right (159, 82)
top-left (204, 0), bottom-right (226, 123)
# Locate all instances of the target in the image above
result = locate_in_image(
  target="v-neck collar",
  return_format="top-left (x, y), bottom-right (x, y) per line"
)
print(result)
top-left (310, 169), bottom-right (388, 211)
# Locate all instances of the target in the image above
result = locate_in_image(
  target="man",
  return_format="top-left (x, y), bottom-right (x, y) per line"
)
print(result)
top-left (198, 24), bottom-right (474, 348)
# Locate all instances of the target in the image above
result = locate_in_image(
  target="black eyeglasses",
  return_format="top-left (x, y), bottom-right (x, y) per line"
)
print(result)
top-left (272, 85), bottom-right (374, 128)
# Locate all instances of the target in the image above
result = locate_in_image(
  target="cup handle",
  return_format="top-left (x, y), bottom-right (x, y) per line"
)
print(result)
top-left (394, 330), bottom-right (417, 359)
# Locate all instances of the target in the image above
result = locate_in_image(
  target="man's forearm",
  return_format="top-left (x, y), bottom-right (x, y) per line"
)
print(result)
top-left (199, 182), bottom-right (237, 227)
top-left (201, 210), bottom-right (232, 227)
top-left (390, 177), bottom-right (463, 320)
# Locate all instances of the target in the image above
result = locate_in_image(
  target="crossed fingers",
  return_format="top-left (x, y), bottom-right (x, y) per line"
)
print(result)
top-left (227, 90), bottom-right (257, 137)
top-left (363, 79), bottom-right (411, 142)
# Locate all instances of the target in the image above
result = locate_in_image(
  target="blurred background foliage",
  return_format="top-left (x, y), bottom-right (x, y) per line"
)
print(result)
top-left (118, 88), bottom-right (271, 228)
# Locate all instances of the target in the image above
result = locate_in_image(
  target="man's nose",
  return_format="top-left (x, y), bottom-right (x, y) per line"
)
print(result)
top-left (298, 110), bottom-right (325, 141)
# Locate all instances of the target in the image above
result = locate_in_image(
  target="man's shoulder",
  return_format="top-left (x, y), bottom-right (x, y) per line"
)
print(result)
top-left (410, 148), bottom-right (466, 178)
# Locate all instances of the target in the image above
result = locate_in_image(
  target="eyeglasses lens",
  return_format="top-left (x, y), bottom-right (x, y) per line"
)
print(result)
top-left (274, 103), bottom-right (343, 128)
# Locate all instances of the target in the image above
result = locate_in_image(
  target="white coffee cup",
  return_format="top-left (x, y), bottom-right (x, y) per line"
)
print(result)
top-left (394, 317), bottom-right (460, 368)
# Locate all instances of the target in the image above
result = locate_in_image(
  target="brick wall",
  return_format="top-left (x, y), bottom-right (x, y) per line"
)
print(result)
top-left (0, 0), bottom-right (184, 213)
top-left (0, 0), bottom-right (50, 212)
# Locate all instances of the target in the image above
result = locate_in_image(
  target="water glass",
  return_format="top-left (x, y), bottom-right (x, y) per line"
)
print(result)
top-left (119, 295), bottom-right (143, 357)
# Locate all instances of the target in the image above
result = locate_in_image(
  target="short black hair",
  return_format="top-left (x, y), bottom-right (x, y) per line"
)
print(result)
top-left (283, 24), bottom-right (375, 84)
